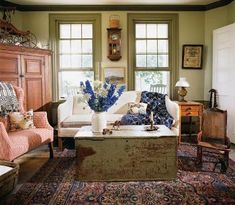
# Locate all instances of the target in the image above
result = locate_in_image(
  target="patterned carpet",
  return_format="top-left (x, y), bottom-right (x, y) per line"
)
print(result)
top-left (4, 144), bottom-right (235, 205)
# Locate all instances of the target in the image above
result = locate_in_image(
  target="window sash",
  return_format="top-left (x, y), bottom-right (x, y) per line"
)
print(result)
top-left (49, 13), bottom-right (101, 101)
top-left (58, 23), bottom-right (94, 71)
top-left (128, 13), bottom-right (178, 99)
top-left (134, 23), bottom-right (170, 69)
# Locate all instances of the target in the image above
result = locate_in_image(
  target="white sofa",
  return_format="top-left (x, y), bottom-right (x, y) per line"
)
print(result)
top-left (57, 91), bottom-right (180, 149)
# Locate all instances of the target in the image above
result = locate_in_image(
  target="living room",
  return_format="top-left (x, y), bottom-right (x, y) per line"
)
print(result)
top-left (0, 0), bottom-right (235, 204)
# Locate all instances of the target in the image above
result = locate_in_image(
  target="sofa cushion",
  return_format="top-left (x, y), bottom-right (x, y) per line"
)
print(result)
top-left (58, 127), bottom-right (80, 137)
top-left (61, 114), bottom-right (123, 128)
top-left (72, 96), bottom-right (92, 114)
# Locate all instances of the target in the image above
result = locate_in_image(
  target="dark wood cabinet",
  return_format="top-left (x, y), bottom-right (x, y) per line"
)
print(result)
top-left (0, 44), bottom-right (52, 112)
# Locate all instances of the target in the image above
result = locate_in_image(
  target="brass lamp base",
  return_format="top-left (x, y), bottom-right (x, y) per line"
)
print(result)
top-left (178, 87), bottom-right (188, 102)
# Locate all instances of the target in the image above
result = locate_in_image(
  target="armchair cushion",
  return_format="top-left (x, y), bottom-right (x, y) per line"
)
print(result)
top-left (8, 128), bottom-right (53, 161)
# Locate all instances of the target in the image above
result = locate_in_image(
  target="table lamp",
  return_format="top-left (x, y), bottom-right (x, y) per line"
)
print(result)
top-left (175, 77), bottom-right (190, 102)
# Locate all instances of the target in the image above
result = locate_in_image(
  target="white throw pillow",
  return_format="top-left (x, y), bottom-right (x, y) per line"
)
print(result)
top-left (128, 102), bottom-right (147, 115)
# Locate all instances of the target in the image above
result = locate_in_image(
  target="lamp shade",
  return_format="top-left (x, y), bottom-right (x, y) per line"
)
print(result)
top-left (175, 77), bottom-right (190, 87)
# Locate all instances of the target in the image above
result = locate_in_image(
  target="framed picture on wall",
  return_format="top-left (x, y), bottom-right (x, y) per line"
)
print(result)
top-left (102, 67), bottom-right (126, 85)
top-left (182, 45), bottom-right (203, 69)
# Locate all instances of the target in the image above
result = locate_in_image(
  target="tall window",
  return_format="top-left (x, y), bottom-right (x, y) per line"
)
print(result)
top-left (49, 14), bottom-right (101, 100)
top-left (128, 14), bottom-right (178, 97)
top-left (135, 23), bottom-right (169, 93)
top-left (59, 23), bottom-right (94, 97)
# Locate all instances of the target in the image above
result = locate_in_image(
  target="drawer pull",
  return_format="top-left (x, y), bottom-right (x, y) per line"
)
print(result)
top-left (185, 107), bottom-right (192, 111)
top-left (186, 112), bottom-right (191, 115)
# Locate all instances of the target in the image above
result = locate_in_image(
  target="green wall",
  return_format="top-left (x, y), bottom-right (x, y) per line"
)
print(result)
top-left (10, 1), bottom-right (235, 101)
top-left (178, 12), bottom-right (204, 101)
top-left (204, 1), bottom-right (235, 99)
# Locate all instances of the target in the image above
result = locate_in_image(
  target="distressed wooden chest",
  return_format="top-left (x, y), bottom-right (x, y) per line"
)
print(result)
top-left (75, 125), bottom-right (177, 181)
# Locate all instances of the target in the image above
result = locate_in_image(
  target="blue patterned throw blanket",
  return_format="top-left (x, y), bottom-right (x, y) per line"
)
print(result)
top-left (0, 82), bottom-right (19, 117)
top-left (121, 91), bottom-right (174, 128)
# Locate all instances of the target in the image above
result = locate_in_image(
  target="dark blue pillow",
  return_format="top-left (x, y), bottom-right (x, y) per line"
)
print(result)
top-left (121, 113), bottom-right (148, 125)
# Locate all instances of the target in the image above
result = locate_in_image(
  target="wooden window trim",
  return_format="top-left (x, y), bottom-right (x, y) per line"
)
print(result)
top-left (49, 13), bottom-right (101, 101)
top-left (128, 13), bottom-right (179, 99)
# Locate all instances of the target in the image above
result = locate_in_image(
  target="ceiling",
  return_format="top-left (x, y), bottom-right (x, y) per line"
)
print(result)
top-left (6, 0), bottom-right (220, 5)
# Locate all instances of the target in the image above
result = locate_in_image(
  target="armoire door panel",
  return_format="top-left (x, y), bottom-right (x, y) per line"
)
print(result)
top-left (24, 78), bottom-right (44, 111)
top-left (0, 54), bottom-right (19, 74)
top-left (22, 56), bottom-right (43, 75)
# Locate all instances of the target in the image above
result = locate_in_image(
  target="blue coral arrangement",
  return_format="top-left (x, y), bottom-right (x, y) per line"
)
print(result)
top-left (79, 80), bottom-right (125, 112)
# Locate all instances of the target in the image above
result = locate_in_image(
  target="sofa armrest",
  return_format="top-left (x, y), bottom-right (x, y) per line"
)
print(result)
top-left (165, 96), bottom-right (180, 132)
top-left (57, 97), bottom-right (74, 128)
top-left (33, 112), bottom-right (53, 130)
top-left (0, 122), bottom-right (12, 161)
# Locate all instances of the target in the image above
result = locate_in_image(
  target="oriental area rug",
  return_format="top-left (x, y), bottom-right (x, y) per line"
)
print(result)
top-left (4, 144), bottom-right (235, 205)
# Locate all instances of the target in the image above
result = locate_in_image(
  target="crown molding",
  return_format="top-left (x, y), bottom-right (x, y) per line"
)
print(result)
top-left (0, 0), bottom-right (233, 11)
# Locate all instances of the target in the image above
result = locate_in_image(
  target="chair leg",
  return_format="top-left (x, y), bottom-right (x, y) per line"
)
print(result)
top-left (222, 151), bottom-right (230, 173)
top-left (48, 142), bottom-right (54, 159)
top-left (197, 146), bottom-right (202, 166)
top-left (58, 137), bottom-right (63, 151)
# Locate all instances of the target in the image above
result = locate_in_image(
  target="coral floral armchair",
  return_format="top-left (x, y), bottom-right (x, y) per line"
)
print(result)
top-left (0, 86), bottom-right (53, 161)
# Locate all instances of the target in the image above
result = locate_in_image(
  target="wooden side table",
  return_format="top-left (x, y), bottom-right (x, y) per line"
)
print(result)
top-left (176, 101), bottom-right (203, 144)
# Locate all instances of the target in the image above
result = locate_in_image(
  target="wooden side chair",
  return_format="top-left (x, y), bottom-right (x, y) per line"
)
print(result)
top-left (150, 84), bottom-right (167, 94)
top-left (197, 108), bottom-right (230, 172)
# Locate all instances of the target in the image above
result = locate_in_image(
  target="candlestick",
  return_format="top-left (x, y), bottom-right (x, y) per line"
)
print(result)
top-left (150, 111), bottom-right (154, 130)
top-left (150, 111), bottom-right (154, 122)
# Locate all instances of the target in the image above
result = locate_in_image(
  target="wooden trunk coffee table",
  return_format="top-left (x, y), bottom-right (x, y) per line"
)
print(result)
top-left (75, 125), bottom-right (177, 181)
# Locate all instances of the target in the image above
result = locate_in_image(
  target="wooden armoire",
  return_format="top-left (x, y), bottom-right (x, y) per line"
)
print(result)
top-left (0, 43), bottom-right (52, 114)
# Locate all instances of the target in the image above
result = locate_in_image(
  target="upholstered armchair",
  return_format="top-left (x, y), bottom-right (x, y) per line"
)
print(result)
top-left (0, 86), bottom-right (53, 161)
